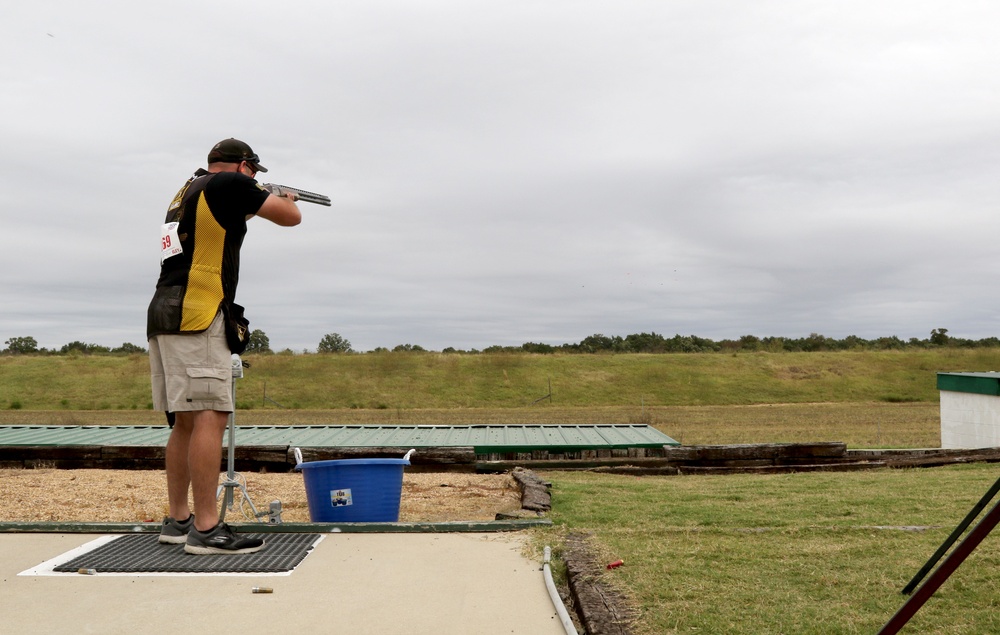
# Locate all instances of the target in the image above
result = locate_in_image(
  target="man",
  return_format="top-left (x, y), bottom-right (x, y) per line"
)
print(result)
top-left (147, 138), bottom-right (301, 554)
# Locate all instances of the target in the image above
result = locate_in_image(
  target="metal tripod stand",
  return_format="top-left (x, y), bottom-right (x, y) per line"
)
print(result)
top-left (217, 354), bottom-right (282, 523)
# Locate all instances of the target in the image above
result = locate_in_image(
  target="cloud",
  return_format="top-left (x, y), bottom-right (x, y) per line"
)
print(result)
top-left (4, 1), bottom-right (1000, 352)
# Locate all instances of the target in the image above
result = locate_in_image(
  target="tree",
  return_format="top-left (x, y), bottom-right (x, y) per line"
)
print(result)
top-left (623, 332), bottom-right (667, 353)
top-left (737, 335), bottom-right (762, 351)
top-left (521, 342), bottom-right (555, 354)
top-left (60, 341), bottom-right (110, 354)
top-left (317, 333), bottom-right (353, 353)
top-left (930, 328), bottom-right (950, 346)
top-left (112, 342), bottom-right (146, 354)
top-left (245, 329), bottom-right (272, 354)
top-left (578, 334), bottom-right (620, 353)
top-left (4, 336), bottom-right (38, 355)
top-left (800, 333), bottom-right (831, 352)
top-left (873, 336), bottom-right (904, 350)
top-left (392, 343), bottom-right (425, 352)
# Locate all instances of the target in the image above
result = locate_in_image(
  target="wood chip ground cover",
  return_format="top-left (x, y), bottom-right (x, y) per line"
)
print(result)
top-left (0, 469), bottom-right (522, 523)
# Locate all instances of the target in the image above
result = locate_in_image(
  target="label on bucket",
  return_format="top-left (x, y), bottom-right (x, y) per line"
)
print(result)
top-left (330, 488), bottom-right (353, 507)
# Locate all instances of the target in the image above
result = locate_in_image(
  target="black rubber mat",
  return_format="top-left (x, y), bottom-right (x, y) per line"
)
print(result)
top-left (53, 533), bottom-right (321, 573)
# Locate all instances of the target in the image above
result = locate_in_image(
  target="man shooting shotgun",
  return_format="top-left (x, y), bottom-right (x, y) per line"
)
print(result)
top-left (147, 137), bottom-right (302, 555)
top-left (263, 183), bottom-right (331, 206)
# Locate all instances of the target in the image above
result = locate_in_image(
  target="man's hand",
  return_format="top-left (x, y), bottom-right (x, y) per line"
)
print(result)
top-left (263, 184), bottom-right (299, 201)
top-left (262, 183), bottom-right (331, 207)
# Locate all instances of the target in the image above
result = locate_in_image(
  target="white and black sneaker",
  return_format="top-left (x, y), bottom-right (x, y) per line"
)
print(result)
top-left (184, 522), bottom-right (265, 555)
top-left (158, 514), bottom-right (195, 544)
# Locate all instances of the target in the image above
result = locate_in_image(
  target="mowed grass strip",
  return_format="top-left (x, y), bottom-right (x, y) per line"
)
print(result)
top-left (545, 464), bottom-right (1000, 634)
top-left (655, 401), bottom-right (940, 448)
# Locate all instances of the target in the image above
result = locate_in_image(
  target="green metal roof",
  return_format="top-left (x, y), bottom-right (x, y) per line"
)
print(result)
top-left (0, 424), bottom-right (679, 453)
top-left (937, 372), bottom-right (1000, 396)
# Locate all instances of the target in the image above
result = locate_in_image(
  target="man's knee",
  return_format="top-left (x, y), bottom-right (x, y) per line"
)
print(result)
top-left (173, 412), bottom-right (196, 431)
top-left (197, 410), bottom-right (229, 426)
top-left (175, 410), bottom-right (225, 424)
top-left (187, 410), bottom-right (229, 438)
top-left (167, 413), bottom-right (195, 435)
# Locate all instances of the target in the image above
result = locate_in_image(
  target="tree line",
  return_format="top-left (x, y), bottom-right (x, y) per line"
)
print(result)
top-left (506, 328), bottom-right (974, 354)
top-left (3, 328), bottom-right (996, 356)
top-left (2, 337), bottom-right (146, 355)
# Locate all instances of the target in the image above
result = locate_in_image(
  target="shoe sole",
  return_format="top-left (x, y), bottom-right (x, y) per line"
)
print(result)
top-left (158, 534), bottom-right (188, 545)
top-left (183, 542), bottom-right (265, 555)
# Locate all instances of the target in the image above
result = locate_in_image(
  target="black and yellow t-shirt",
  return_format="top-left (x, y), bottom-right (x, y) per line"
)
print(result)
top-left (146, 169), bottom-right (269, 339)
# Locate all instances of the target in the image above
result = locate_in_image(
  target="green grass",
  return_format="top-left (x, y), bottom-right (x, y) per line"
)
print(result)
top-left (3, 348), bottom-right (1000, 411)
top-left (655, 402), bottom-right (941, 447)
top-left (0, 355), bottom-right (154, 410)
top-left (545, 465), bottom-right (1000, 634)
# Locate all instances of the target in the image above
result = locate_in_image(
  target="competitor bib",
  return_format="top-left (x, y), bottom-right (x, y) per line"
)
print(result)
top-left (160, 222), bottom-right (183, 264)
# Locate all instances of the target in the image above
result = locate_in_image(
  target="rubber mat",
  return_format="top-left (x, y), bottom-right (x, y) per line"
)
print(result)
top-left (53, 533), bottom-right (321, 573)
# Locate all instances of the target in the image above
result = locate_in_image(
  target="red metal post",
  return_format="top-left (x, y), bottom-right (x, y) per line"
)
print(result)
top-left (903, 475), bottom-right (1000, 594)
top-left (877, 499), bottom-right (1000, 634)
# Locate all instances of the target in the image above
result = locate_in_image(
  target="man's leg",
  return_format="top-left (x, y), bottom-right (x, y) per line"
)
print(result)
top-left (182, 407), bottom-right (266, 555)
top-left (152, 335), bottom-right (194, 521)
top-left (186, 409), bottom-right (229, 532)
top-left (165, 414), bottom-right (194, 521)
top-left (165, 409), bottom-right (227, 529)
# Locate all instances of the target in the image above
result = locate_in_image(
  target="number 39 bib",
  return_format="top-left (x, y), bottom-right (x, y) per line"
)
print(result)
top-left (160, 222), bottom-right (183, 264)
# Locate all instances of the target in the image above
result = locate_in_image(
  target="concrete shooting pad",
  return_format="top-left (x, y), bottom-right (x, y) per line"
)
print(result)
top-left (2, 531), bottom-right (567, 635)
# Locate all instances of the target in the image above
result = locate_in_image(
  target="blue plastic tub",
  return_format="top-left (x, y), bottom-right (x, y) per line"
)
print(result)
top-left (296, 455), bottom-right (411, 522)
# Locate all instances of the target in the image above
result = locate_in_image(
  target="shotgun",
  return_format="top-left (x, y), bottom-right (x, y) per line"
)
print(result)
top-left (262, 183), bottom-right (331, 207)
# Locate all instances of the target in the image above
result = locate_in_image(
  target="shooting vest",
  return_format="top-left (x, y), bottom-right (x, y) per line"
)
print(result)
top-left (146, 169), bottom-right (267, 338)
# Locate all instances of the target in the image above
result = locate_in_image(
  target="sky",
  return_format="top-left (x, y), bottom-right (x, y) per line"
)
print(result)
top-left (3, 1), bottom-right (1000, 353)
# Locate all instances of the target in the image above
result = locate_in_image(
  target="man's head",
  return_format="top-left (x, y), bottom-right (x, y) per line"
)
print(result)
top-left (207, 138), bottom-right (268, 174)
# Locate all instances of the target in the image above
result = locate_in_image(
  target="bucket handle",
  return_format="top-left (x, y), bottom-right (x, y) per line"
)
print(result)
top-left (403, 448), bottom-right (416, 462)
top-left (293, 447), bottom-right (303, 467)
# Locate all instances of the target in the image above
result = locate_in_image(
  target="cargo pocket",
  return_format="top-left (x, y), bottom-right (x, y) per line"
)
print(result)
top-left (185, 367), bottom-right (229, 403)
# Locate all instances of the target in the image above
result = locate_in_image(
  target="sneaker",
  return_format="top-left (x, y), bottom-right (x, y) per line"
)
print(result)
top-left (184, 522), bottom-right (265, 555)
top-left (158, 515), bottom-right (195, 544)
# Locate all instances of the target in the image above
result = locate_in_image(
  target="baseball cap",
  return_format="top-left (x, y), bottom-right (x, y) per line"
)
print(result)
top-left (207, 138), bottom-right (268, 173)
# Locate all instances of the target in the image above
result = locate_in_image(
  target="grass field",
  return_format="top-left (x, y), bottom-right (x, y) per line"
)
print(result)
top-left (544, 464), bottom-right (1000, 634)
top-left (2, 349), bottom-right (996, 632)
top-left (3, 347), bottom-right (999, 412)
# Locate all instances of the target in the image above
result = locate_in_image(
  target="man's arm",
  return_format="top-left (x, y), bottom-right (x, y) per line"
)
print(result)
top-left (254, 193), bottom-right (302, 226)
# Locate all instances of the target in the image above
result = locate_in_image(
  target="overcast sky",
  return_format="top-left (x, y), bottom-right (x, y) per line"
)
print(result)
top-left (3, 1), bottom-right (1000, 353)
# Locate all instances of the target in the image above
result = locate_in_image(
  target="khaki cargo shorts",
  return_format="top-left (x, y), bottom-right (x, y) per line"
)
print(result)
top-left (148, 312), bottom-right (234, 413)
